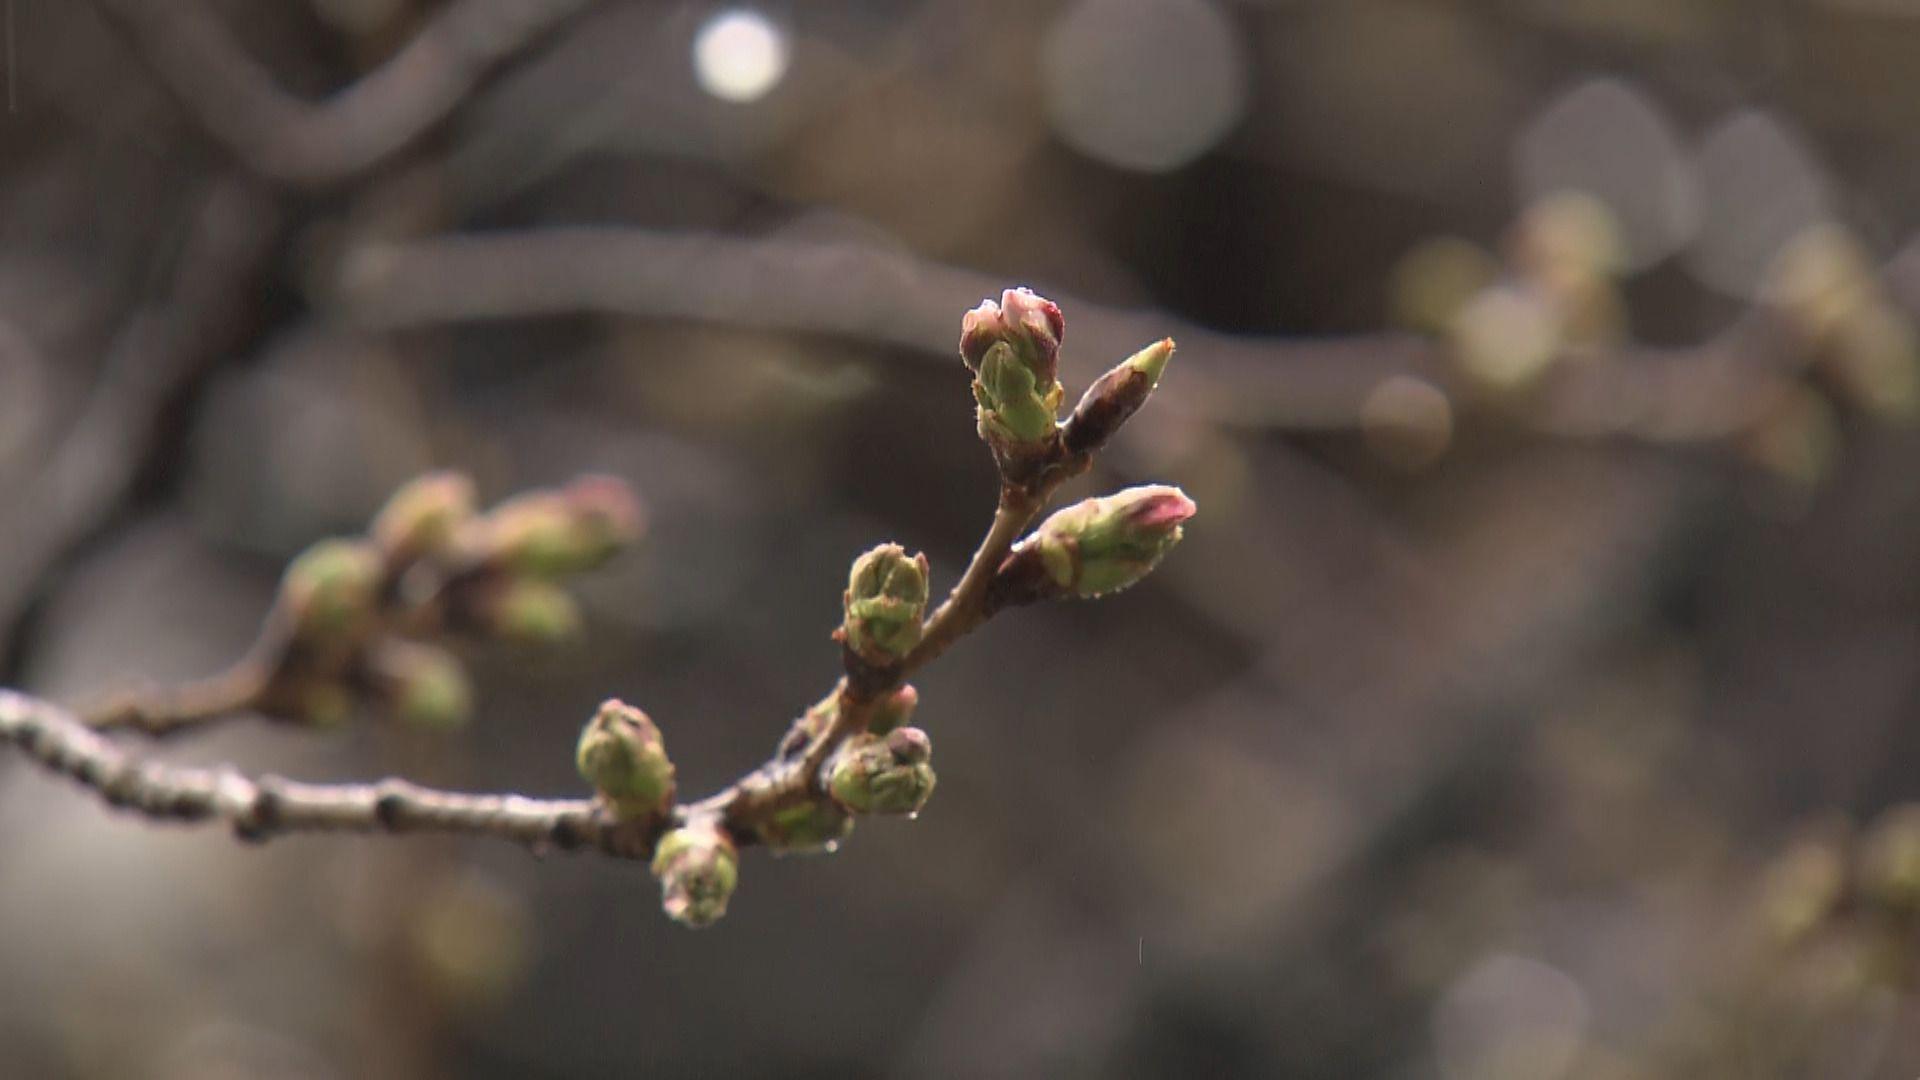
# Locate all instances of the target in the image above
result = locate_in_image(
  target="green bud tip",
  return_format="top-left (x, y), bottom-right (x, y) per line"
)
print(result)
top-left (487, 579), bottom-right (583, 645)
top-left (756, 800), bottom-right (854, 855)
top-left (1027, 485), bottom-right (1196, 599)
top-left (282, 540), bottom-right (384, 641)
top-left (651, 827), bottom-right (738, 928)
top-left (869, 684), bottom-right (919, 734)
top-left (379, 643), bottom-right (474, 732)
top-left (371, 471), bottom-right (477, 559)
top-left (1127, 338), bottom-right (1174, 386)
top-left (829, 730), bottom-right (937, 816)
top-left (842, 544), bottom-right (931, 664)
top-left (576, 698), bottom-right (675, 817)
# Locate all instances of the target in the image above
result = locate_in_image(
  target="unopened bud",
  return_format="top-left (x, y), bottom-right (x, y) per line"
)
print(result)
top-left (829, 730), bottom-right (937, 816)
top-left (841, 544), bottom-right (930, 665)
top-left (481, 475), bottom-right (642, 577)
top-left (576, 699), bottom-right (675, 818)
top-left (1016, 485), bottom-right (1195, 599)
top-left (1062, 339), bottom-right (1174, 457)
top-left (373, 641), bottom-right (473, 732)
top-left (282, 540), bottom-right (384, 642)
top-left (371, 471), bottom-right (477, 560)
top-left (961, 288), bottom-right (1066, 448)
top-left (483, 579), bottom-right (583, 644)
top-left (651, 826), bottom-right (738, 928)
top-left (1860, 804), bottom-right (1920, 910)
top-left (755, 800), bottom-right (854, 855)
top-left (869, 684), bottom-right (919, 734)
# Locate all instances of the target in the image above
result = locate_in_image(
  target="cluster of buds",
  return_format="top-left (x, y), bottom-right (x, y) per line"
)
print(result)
top-left (840, 544), bottom-right (930, 667)
top-left (625, 286), bottom-right (1189, 928)
top-left (651, 825), bottom-right (739, 928)
top-left (961, 288), bottom-right (1067, 463)
top-left (575, 699), bottom-right (675, 819)
top-left (1758, 804), bottom-right (1920, 990)
top-left (959, 287), bottom-right (1179, 478)
top-left (829, 727), bottom-right (936, 816)
top-left (262, 471), bottom-right (643, 730)
top-left (994, 485), bottom-right (1196, 603)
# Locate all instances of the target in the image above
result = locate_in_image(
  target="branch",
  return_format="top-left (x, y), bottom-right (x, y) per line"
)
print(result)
top-left (0, 689), bottom-right (635, 853)
top-left (4, 287), bottom-right (1196, 928)
top-left (95, 0), bottom-right (595, 187)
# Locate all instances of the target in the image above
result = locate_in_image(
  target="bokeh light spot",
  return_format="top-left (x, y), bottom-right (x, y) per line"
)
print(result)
top-left (1042, 0), bottom-right (1248, 172)
top-left (693, 8), bottom-right (790, 104)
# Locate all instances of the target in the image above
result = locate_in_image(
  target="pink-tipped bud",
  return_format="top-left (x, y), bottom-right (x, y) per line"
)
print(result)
top-left (1014, 485), bottom-right (1196, 599)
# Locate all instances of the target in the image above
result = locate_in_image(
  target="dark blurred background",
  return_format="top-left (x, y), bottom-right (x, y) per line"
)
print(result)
top-left (7, 0), bottom-right (1920, 1077)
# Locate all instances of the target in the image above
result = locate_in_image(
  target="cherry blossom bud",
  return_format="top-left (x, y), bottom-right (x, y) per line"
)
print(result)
top-left (575, 699), bottom-right (675, 818)
top-left (842, 544), bottom-right (930, 665)
top-left (651, 826), bottom-right (738, 928)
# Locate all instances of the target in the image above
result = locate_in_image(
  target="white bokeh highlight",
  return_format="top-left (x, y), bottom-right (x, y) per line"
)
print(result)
top-left (1042, 0), bottom-right (1248, 172)
top-left (692, 8), bottom-right (790, 104)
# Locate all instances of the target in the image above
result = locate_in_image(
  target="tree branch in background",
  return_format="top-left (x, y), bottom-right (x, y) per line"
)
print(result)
top-left (94, 0), bottom-right (595, 187)
top-left (0, 289), bottom-right (1196, 928)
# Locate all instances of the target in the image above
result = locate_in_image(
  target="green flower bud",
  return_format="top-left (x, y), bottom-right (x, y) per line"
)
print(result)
top-left (1860, 804), bottom-right (1920, 910)
top-left (371, 471), bottom-right (477, 560)
top-left (651, 826), bottom-right (738, 928)
top-left (483, 579), bottom-right (583, 645)
top-left (961, 288), bottom-right (1066, 448)
top-left (755, 799), bottom-right (854, 855)
top-left (373, 641), bottom-right (473, 731)
top-left (281, 540), bottom-right (384, 642)
top-left (829, 729), bottom-right (937, 816)
top-left (481, 475), bottom-right (643, 577)
top-left (1061, 338), bottom-right (1175, 457)
top-left (868, 684), bottom-right (919, 734)
top-left (841, 544), bottom-right (930, 665)
top-left (575, 699), bottom-right (675, 818)
top-left (1020, 485), bottom-right (1195, 599)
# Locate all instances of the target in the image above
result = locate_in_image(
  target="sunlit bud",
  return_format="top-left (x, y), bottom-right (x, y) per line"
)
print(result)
top-left (1760, 835), bottom-right (1848, 945)
top-left (841, 544), bottom-right (930, 665)
top-left (651, 826), bottom-right (738, 928)
top-left (373, 641), bottom-right (474, 732)
top-left (1859, 804), bottom-right (1920, 910)
top-left (869, 684), bottom-right (919, 734)
top-left (1017, 485), bottom-right (1195, 599)
top-left (481, 475), bottom-right (643, 577)
top-left (1061, 339), bottom-right (1175, 457)
top-left (576, 699), bottom-right (675, 818)
top-left (483, 579), bottom-right (583, 645)
top-left (961, 288), bottom-right (1067, 448)
top-left (281, 539), bottom-right (384, 641)
top-left (755, 799), bottom-right (853, 855)
top-left (371, 471), bottom-right (477, 560)
top-left (829, 729), bottom-right (937, 816)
